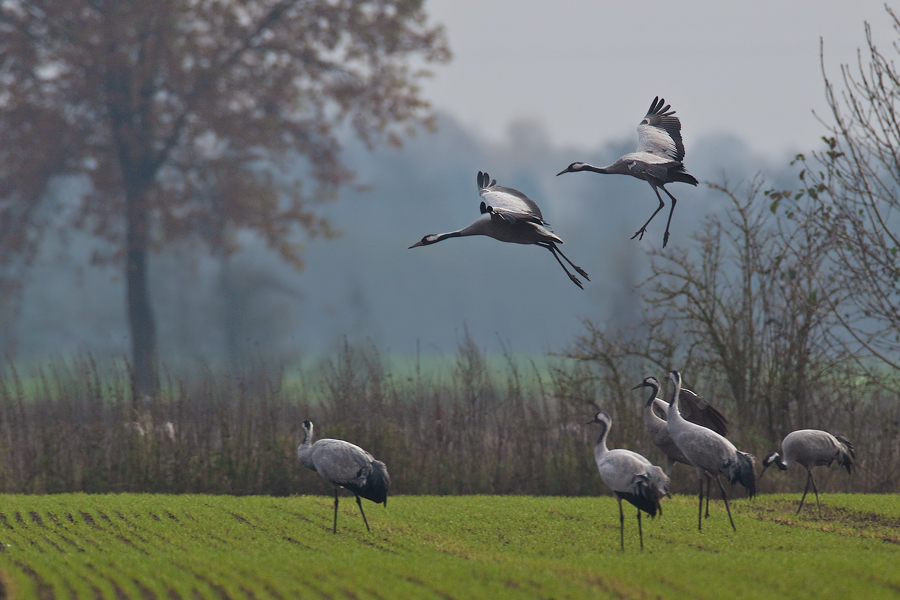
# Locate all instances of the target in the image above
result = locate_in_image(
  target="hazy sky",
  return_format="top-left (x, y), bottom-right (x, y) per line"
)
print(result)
top-left (421, 1), bottom-right (891, 157)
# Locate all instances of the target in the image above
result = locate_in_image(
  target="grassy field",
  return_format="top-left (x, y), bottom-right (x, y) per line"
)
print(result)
top-left (0, 493), bottom-right (898, 599)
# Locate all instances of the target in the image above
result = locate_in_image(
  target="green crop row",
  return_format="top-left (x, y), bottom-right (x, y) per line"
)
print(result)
top-left (0, 493), bottom-right (898, 599)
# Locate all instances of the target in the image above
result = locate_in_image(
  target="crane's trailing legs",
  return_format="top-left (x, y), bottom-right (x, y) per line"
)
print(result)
top-left (660, 188), bottom-right (679, 248)
top-left (631, 188), bottom-right (666, 243)
top-left (537, 241), bottom-right (589, 289)
top-left (631, 185), bottom-right (680, 248)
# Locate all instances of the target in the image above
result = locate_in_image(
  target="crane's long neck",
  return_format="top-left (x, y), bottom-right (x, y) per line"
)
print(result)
top-left (667, 374), bottom-right (686, 428)
top-left (423, 231), bottom-right (463, 245)
top-left (420, 221), bottom-right (489, 245)
top-left (644, 382), bottom-right (660, 408)
top-left (594, 421), bottom-right (609, 462)
top-left (578, 164), bottom-right (609, 175)
top-left (297, 423), bottom-right (315, 470)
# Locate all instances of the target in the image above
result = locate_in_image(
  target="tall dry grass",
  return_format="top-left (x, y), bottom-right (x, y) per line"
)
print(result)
top-left (0, 333), bottom-right (896, 497)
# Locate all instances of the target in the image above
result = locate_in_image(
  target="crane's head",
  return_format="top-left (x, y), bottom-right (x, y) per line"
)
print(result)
top-left (759, 451), bottom-right (786, 478)
top-left (409, 234), bottom-right (438, 248)
top-left (667, 370), bottom-right (681, 386)
top-left (631, 376), bottom-right (661, 392)
top-left (585, 411), bottom-right (611, 426)
top-left (556, 162), bottom-right (589, 176)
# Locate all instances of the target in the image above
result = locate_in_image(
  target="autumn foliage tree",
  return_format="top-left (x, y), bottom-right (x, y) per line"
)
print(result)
top-left (0, 0), bottom-right (449, 396)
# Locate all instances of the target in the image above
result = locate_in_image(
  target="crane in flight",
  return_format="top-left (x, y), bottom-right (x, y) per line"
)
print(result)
top-left (557, 97), bottom-right (698, 248)
top-left (410, 171), bottom-right (589, 288)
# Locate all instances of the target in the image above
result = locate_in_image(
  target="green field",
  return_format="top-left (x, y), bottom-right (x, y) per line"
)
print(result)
top-left (0, 493), bottom-right (898, 599)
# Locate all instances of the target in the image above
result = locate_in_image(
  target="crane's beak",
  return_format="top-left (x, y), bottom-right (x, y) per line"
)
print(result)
top-left (408, 240), bottom-right (424, 249)
top-left (631, 383), bottom-right (645, 391)
top-left (555, 168), bottom-right (568, 176)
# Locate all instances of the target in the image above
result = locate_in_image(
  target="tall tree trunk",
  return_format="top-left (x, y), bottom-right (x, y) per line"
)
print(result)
top-left (126, 192), bottom-right (158, 400)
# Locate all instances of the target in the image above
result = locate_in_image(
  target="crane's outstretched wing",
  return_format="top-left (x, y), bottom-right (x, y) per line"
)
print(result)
top-left (678, 388), bottom-right (729, 437)
top-left (476, 170), bottom-right (545, 224)
top-left (636, 97), bottom-right (686, 162)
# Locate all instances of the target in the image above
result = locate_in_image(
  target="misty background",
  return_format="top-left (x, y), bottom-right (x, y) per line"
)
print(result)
top-left (6, 117), bottom-right (794, 367)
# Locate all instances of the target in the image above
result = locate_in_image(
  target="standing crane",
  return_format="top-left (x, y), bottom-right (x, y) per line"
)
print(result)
top-left (633, 375), bottom-right (729, 475)
top-left (297, 420), bottom-right (391, 534)
top-left (632, 376), bottom-right (729, 518)
top-left (587, 411), bottom-right (669, 551)
top-left (761, 429), bottom-right (854, 517)
top-left (409, 170), bottom-right (589, 288)
top-left (556, 97), bottom-right (698, 247)
top-left (665, 371), bottom-right (755, 532)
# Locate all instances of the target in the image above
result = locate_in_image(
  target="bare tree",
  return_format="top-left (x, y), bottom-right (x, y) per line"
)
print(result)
top-left (563, 181), bottom-right (846, 444)
top-left (0, 0), bottom-right (449, 396)
top-left (772, 6), bottom-right (900, 371)
top-left (641, 182), bottom-right (844, 439)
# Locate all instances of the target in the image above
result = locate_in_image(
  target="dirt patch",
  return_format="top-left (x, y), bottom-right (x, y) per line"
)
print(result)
top-left (133, 578), bottom-right (156, 600)
top-left (748, 498), bottom-right (900, 543)
top-left (14, 560), bottom-right (54, 600)
top-left (405, 576), bottom-right (455, 600)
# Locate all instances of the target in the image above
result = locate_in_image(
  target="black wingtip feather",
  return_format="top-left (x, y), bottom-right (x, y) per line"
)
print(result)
top-left (835, 435), bottom-right (854, 474)
top-left (617, 491), bottom-right (661, 518)
top-left (736, 452), bottom-right (756, 499)
top-left (350, 460), bottom-right (391, 505)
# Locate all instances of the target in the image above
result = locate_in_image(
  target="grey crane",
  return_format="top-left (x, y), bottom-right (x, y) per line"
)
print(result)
top-left (556, 97), bottom-right (698, 248)
top-left (761, 429), bottom-right (854, 517)
top-left (587, 411), bottom-right (669, 550)
top-left (633, 376), bottom-right (729, 475)
top-left (297, 420), bottom-right (391, 534)
top-left (632, 376), bottom-right (729, 518)
top-left (409, 170), bottom-right (589, 288)
top-left (665, 370), bottom-right (755, 532)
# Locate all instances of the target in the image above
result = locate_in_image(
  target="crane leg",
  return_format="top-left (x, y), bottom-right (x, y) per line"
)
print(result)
top-left (355, 495), bottom-right (371, 532)
top-left (631, 187), bottom-right (665, 242)
top-left (810, 472), bottom-right (822, 518)
top-left (617, 497), bottom-right (625, 551)
top-left (552, 243), bottom-right (590, 280)
top-left (715, 476), bottom-right (737, 532)
top-left (636, 506), bottom-right (643, 551)
top-left (659, 186), bottom-right (680, 248)
top-left (333, 490), bottom-right (339, 534)
top-left (697, 477), bottom-right (704, 531)
top-left (538, 242), bottom-right (585, 289)
top-left (705, 474), bottom-right (711, 518)
top-left (797, 470), bottom-right (813, 515)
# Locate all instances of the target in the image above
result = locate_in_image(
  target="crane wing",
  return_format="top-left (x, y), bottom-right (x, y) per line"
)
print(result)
top-left (679, 388), bottom-right (729, 437)
top-left (636, 97), bottom-right (686, 162)
top-left (477, 171), bottom-right (545, 223)
top-left (310, 439), bottom-right (376, 487)
top-left (623, 156), bottom-right (670, 181)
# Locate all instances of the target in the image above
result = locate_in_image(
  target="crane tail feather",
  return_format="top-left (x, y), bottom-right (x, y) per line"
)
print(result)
top-left (835, 435), bottom-right (855, 474)
top-left (734, 452), bottom-right (756, 499)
